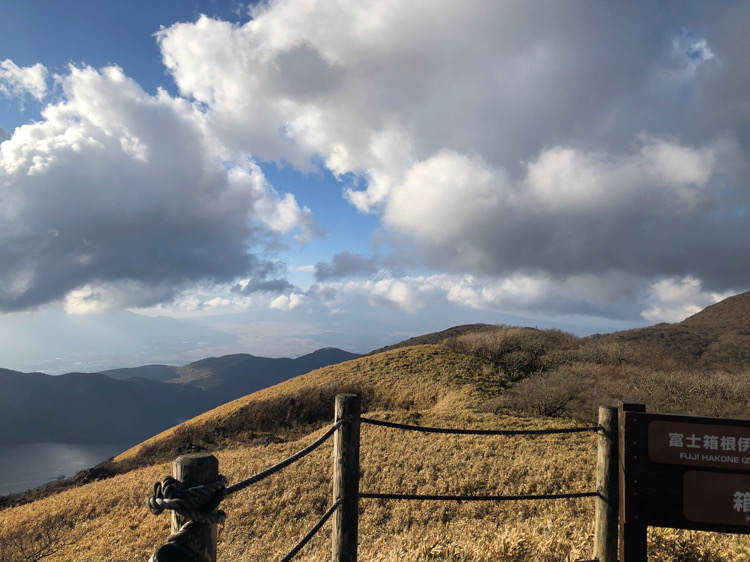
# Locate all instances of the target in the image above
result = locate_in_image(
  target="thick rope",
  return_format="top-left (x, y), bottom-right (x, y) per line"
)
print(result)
top-left (148, 420), bottom-right (342, 525)
top-left (360, 491), bottom-right (599, 501)
top-left (360, 417), bottom-right (601, 435)
top-left (280, 498), bottom-right (341, 561)
top-left (224, 420), bottom-right (342, 495)
top-left (148, 475), bottom-right (228, 524)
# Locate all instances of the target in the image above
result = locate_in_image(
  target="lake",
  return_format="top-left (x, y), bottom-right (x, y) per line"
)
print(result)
top-left (0, 442), bottom-right (135, 495)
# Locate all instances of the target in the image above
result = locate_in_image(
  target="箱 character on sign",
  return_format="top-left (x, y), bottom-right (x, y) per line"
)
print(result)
top-left (733, 491), bottom-right (750, 513)
top-left (668, 432), bottom-right (684, 447)
top-left (703, 435), bottom-right (719, 450)
top-left (721, 436), bottom-right (737, 451)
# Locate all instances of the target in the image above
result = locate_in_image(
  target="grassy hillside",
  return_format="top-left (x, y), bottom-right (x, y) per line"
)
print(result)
top-left (591, 291), bottom-right (750, 371)
top-left (3, 340), bottom-right (750, 560)
top-left (114, 345), bottom-right (492, 465)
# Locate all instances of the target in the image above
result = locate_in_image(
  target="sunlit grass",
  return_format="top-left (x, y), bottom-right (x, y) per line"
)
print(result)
top-left (3, 411), bottom-right (749, 560)
top-left (3, 337), bottom-right (750, 560)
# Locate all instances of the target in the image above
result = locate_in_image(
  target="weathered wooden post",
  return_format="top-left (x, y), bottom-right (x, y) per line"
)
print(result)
top-left (332, 394), bottom-right (361, 562)
top-left (151, 453), bottom-right (219, 562)
top-left (594, 406), bottom-right (618, 562)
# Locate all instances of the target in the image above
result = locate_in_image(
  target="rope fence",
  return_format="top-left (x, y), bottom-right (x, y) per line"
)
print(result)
top-left (280, 498), bottom-right (342, 562)
top-left (224, 419), bottom-right (342, 495)
top-left (148, 394), bottom-right (618, 562)
top-left (360, 491), bottom-right (599, 502)
top-left (149, 420), bottom-right (343, 562)
top-left (358, 416), bottom-right (600, 512)
top-left (360, 416), bottom-right (601, 435)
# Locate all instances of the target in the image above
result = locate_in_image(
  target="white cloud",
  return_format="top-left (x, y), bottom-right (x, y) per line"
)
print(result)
top-left (381, 137), bottom-right (727, 275)
top-left (63, 281), bottom-right (175, 314)
top-left (306, 269), bottom-right (641, 319)
top-left (0, 64), bottom-right (314, 312)
top-left (155, 4), bottom-right (749, 299)
top-left (0, 59), bottom-right (48, 101)
top-left (641, 276), bottom-right (737, 323)
top-left (270, 292), bottom-right (305, 310)
top-left (384, 150), bottom-right (506, 247)
top-left (641, 136), bottom-right (716, 190)
top-left (4, 3), bottom-right (750, 328)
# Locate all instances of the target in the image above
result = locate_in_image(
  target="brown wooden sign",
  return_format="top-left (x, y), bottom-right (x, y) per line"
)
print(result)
top-left (648, 420), bottom-right (750, 470)
top-left (683, 471), bottom-right (750, 527)
top-left (619, 404), bottom-right (750, 561)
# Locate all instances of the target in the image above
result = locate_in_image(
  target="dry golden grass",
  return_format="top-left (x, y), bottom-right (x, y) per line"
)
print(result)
top-left (3, 410), bottom-right (750, 560)
top-left (4, 339), bottom-right (750, 560)
top-left (115, 345), bottom-right (491, 464)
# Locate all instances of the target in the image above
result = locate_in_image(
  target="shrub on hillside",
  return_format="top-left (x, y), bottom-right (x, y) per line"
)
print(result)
top-left (485, 362), bottom-right (750, 422)
top-left (0, 513), bottom-right (73, 561)
top-left (482, 366), bottom-right (589, 417)
top-left (444, 327), bottom-right (579, 380)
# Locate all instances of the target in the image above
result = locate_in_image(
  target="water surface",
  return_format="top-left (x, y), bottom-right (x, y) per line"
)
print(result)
top-left (0, 442), bottom-right (134, 495)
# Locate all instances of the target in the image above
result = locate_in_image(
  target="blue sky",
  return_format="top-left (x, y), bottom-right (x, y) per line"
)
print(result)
top-left (1, 1), bottom-right (748, 372)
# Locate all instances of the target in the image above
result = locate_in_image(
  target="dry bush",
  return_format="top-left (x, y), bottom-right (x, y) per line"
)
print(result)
top-left (444, 327), bottom-right (579, 382)
top-left (0, 513), bottom-right (74, 561)
top-left (485, 362), bottom-right (750, 423)
top-left (483, 368), bottom-right (589, 417)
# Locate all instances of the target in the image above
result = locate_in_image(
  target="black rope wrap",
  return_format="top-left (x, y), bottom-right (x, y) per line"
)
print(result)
top-left (147, 420), bottom-right (341, 529)
top-left (280, 498), bottom-right (341, 561)
top-left (148, 475), bottom-right (228, 524)
top-left (360, 417), bottom-right (601, 435)
top-left (224, 420), bottom-right (342, 496)
top-left (360, 491), bottom-right (599, 501)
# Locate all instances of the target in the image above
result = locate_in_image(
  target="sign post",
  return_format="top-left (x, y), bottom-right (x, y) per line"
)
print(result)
top-left (619, 403), bottom-right (750, 561)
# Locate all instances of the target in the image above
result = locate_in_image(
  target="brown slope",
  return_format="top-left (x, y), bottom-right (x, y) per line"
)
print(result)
top-left (591, 290), bottom-right (750, 370)
top-left (367, 323), bottom-right (498, 354)
top-left (113, 344), bottom-right (494, 464)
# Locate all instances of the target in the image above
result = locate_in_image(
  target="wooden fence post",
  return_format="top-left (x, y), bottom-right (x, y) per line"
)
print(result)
top-left (593, 406), bottom-right (618, 562)
top-left (151, 453), bottom-right (219, 562)
top-left (332, 394), bottom-right (361, 562)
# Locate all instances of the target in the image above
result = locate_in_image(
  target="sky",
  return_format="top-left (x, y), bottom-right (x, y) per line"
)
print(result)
top-left (1, 1), bottom-right (748, 373)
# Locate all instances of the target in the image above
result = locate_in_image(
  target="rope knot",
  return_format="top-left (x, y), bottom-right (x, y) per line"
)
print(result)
top-left (148, 474), bottom-right (228, 524)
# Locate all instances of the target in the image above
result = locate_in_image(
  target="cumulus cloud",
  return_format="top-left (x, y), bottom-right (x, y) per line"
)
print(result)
top-left (641, 276), bottom-right (737, 323)
top-left (5, 2), bottom-right (750, 328)
top-left (270, 292), bottom-right (305, 311)
top-left (304, 269), bottom-right (643, 320)
top-left (154, 1), bottom-right (750, 310)
top-left (383, 137), bottom-right (734, 281)
top-left (0, 59), bottom-right (48, 101)
top-left (0, 64), bottom-right (313, 312)
top-left (234, 277), bottom-right (295, 295)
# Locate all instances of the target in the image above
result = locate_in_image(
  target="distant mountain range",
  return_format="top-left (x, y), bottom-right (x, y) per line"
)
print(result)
top-left (4, 289), bottom-right (749, 447)
top-left (0, 348), bottom-right (359, 445)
